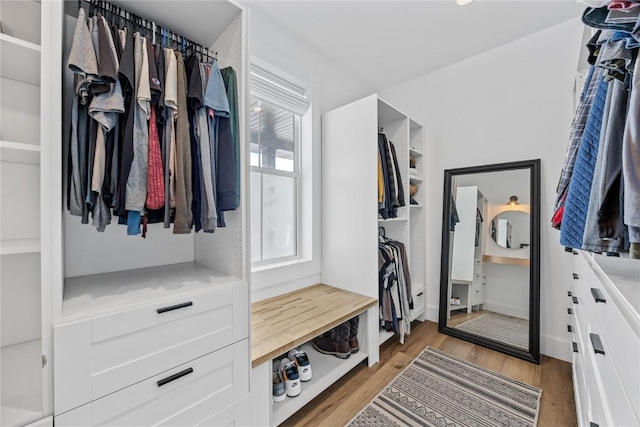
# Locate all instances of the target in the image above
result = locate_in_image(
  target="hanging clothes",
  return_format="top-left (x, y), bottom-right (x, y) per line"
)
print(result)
top-left (377, 133), bottom-right (405, 219)
top-left (554, 23), bottom-right (640, 258)
top-left (65, 4), bottom-right (241, 236)
top-left (378, 233), bottom-right (413, 344)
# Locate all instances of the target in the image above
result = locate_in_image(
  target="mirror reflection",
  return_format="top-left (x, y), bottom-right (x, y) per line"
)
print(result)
top-left (446, 168), bottom-right (531, 351)
top-left (491, 211), bottom-right (530, 250)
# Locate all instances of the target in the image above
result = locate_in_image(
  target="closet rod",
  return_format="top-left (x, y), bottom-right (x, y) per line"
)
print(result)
top-left (78, 0), bottom-right (217, 61)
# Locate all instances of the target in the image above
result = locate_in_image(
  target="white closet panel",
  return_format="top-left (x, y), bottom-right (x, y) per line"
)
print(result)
top-left (321, 94), bottom-right (378, 299)
top-left (0, 78), bottom-right (40, 146)
top-left (1, 162), bottom-right (40, 240)
top-left (0, 252), bottom-right (41, 346)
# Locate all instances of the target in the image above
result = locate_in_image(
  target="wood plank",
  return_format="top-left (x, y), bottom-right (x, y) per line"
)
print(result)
top-left (538, 356), bottom-right (578, 427)
top-left (251, 284), bottom-right (377, 367)
top-left (281, 320), bottom-right (576, 427)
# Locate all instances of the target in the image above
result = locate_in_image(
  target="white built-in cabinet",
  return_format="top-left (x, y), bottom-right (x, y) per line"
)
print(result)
top-left (449, 185), bottom-right (487, 318)
top-left (0, 1), bottom-right (53, 426)
top-left (14, 1), bottom-right (252, 425)
top-left (322, 93), bottom-right (427, 353)
top-left (568, 251), bottom-right (639, 427)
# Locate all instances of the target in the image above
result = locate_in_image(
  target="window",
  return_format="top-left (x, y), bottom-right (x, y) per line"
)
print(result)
top-left (250, 64), bottom-right (310, 265)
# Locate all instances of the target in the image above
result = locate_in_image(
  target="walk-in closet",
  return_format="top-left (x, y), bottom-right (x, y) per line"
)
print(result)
top-left (1, 1), bottom-right (640, 427)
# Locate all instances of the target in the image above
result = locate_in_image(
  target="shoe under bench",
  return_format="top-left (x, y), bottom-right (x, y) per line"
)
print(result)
top-left (250, 283), bottom-right (377, 426)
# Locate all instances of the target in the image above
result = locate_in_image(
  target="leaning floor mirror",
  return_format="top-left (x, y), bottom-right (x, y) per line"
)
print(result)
top-left (439, 159), bottom-right (540, 363)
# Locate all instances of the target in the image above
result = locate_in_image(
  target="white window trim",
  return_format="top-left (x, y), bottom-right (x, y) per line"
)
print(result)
top-left (250, 112), bottom-right (302, 266)
top-left (249, 58), bottom-right (321, 297)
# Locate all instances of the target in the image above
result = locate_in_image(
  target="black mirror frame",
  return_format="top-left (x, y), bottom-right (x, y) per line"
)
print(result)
top-left (438, 159), bottom-right (541, 364)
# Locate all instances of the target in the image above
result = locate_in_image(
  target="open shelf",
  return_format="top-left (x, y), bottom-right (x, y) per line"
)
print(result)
top-left (409, 147), bottom-right (423, 157)
top-left (0, 141), bottom-right (40, 164)
top-left (1, 339), bottom-right (43, 427)
top-left (0, 34), bottom-right (40, 85)
top-left (450, 305), bottom-right (468, 311)
top-left (0, 238), bottom-right (40, 255)
top-left (272, 341), bottom-right (367, 425)
top-left (409, 176), bottom-right (423, 183)
top-left (379, 329), bottom-right (395, 345)
top-left (410, 204), bottom-right (422, 209)
top-left (378, 217), bottom-right (407, 223)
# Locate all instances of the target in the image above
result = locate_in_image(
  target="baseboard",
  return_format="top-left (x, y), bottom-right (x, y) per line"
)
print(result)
top-left (426, 304), bottom-right (439, 323)
top-left (482, 301), bottom-right (529, 320)
top-left (541, 333), bottom-right (571, 362)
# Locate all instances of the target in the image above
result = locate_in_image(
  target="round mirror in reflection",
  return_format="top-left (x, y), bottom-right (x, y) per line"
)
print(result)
top-left (490, 211), bottom-right (530, 249)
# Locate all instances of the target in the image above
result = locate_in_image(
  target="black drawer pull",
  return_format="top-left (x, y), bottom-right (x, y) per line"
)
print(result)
top-left (567, 291), bottom-right (572, 297)
top-left (572, 273), bottom-right (579, 280)
top-left (568, 325), bottom-right (572, 333)
top-left (591, 288), bottom-right (606, 304)
top-left (157, 301), bottom-right (193, 314)
top-left (567, 308), bottom-right (573, 315)
top-left (572, 296), bottom-right (579, 304)
top-left (157, 367), bottom-right (194, 387)
top-left (572, 251), bottom-right (579, 256)
top-left (573, 342), bottom-right (578, 353)
top-left (417, 292), bottom-right (424, 297)
top-left (590, 333), bottom-right (605, 355)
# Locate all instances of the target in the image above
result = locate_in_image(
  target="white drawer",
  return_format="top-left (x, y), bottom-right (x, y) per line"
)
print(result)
top-left (585, 270), bottom-right (640, 419)
top-left (409, 288), bottom-right (425, 321)
top-left (55, 340), bottom-right (250, 426)
top-left (196, 393), bottom-right (251, 426)
top-left (572, 353), bottom-right (587, 427)
top-left (54, 282), bottom-right (249, 414)
top-left (584, 306), bottom-right (639, 427)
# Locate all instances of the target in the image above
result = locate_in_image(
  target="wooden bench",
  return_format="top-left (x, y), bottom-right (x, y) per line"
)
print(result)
top-left (252, 283), bottom-right (377, 367)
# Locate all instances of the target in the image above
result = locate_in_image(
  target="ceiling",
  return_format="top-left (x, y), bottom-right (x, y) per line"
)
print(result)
top-left (244, 0), bottom-right (585, 91)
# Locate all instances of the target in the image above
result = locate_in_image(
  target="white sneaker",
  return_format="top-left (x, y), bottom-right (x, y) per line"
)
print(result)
top-left (288, 348), bottom-right (312, 382)
top-left (279, 358), bottom-right (301, 397)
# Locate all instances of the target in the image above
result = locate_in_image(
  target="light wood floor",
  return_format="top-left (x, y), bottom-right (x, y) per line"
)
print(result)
top-left (281, 320), bottom-right (576, 427)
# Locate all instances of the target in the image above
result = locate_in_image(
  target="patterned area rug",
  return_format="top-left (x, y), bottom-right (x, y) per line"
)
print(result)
top-left (454, 313), bottom-right (529, 350)
top-left (348, 347), bottom-right (541, 427)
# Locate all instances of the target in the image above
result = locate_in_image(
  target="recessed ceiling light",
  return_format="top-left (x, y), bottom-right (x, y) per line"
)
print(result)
top-left (456, 0), bottom-right (474, 5)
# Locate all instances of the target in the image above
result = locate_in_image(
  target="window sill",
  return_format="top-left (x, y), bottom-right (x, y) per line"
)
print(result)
top-left (252, 256), bottom-right (307, 273)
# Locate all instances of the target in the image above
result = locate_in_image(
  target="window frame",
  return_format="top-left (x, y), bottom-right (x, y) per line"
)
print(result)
top-left (250, 104), bottom-right (303, 266)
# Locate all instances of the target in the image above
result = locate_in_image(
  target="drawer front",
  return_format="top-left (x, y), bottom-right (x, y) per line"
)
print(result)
top-left (410, 288), bottom-right (425, 321)
top-left (571, 253), bottom-right (589, 303)
top-left (54, 282), bottom-right (249, 414)
top-left (584, 267), bottom-right (640, 418)
top-left (196, 393), bottom-right (251, 427)
top-left (584, 306), bottom-right (639, 427)
top-left (471, 280), bottom-right (485, 304)
top-left (572, 354), bottom-right (587, 427)
top-left (55, 340), bottom-right (250, 427)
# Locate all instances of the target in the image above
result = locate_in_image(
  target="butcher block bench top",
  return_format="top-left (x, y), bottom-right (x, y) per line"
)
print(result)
top-left (251, 284), bottom-right (377, 367)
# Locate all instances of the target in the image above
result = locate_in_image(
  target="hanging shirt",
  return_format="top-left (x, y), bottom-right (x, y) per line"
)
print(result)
top-left (173, 51), bottom-right (193, 234)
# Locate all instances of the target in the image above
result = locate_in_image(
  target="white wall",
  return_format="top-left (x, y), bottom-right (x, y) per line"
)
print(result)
top-left (245, 6), bottom-right (375, 301)
top-left (380, 18), bottom-right (583, 361)
top-left (484, 263), bottom-right (530, 320)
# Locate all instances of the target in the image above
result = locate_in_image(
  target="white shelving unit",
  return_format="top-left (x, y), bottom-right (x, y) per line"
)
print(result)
top-left (0, 1), bottom-right (50, 426)
top-left (448, 186), bottom-right (487, 318)
top-left (0, 141), bottom-right (41, 164)
top-left (0, 33), bottom-right (41, 86)
top-left (271, 339), bottom-right (369, 425)
top-left (322, 94), bottom-right (427, 356)
top-left (15, 1), bottom-right (251, 425)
